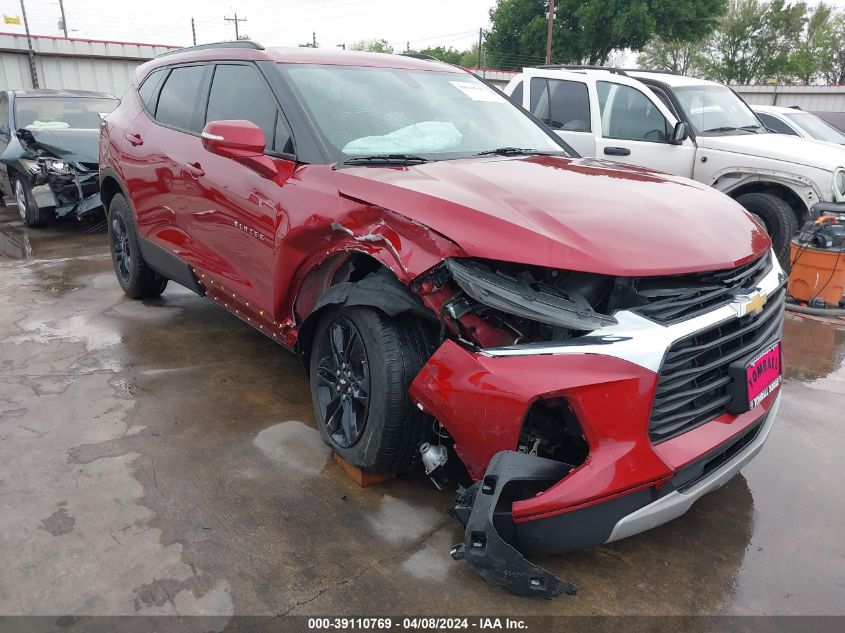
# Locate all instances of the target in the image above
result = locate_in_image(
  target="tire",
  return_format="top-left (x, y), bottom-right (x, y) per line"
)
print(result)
top-left (309, 305), bottom-right (435, 473)
top-left (13, 175), bottom-right (52, 228)
top-left (108, 193), bottom-right (167, 299)
top-left (735, 192), bottom-right (799, 268)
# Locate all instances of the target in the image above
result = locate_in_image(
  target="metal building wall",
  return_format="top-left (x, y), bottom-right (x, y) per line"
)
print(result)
top-left (0, 32), bottom-right (179, 96)
top-left (734, 85), bottom-right (845, 112)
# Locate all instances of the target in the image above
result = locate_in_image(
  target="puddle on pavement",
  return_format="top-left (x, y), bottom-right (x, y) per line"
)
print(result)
top-left (783, 313), bottom-right (845, 391)
top-left (0, 206), bottom-right (106, 262)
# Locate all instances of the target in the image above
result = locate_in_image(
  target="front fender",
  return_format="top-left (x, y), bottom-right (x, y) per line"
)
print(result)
top-left (708, 165), bottom-right (824, 209)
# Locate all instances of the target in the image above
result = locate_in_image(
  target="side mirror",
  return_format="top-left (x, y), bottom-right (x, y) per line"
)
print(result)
top-left (670, 121), bottom-right (689, 145)
top-left (201, 119), bottom-right (277, 178)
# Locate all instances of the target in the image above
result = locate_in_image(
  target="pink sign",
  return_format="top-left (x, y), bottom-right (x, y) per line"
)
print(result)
top-left (746, 342), bottom-right (782, 408)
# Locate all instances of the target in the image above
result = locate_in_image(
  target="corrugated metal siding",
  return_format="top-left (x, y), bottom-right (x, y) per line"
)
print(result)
top-left (735, 85), bottom-right (845, 112)
top-left (0, 32), bottom-right (179, 96)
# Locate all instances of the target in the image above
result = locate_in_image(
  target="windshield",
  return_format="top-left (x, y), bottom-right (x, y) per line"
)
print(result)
top-left (14, 97), bottom-right (119, 130)
top-left (785, 112), bottom-right (845, 144)
top-left (673, 85), bottom-right (763, 135)
top-left (280, 64), bottom-right (568, 161)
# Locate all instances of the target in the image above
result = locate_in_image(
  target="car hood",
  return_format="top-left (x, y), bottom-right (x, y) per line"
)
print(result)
top-left (333, 155), bottom-right (770, 277)
top-left (696, 132), bottom-right (845, 170)
top-left (17, 127), bottom-right (99, 165)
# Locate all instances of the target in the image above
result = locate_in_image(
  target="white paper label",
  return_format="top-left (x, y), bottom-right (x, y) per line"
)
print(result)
top-left (449, 81), bottom-right (506, 103)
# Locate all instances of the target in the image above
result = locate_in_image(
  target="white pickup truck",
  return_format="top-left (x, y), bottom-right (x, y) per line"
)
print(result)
top-left (504, 67), bottom-right (845, 265)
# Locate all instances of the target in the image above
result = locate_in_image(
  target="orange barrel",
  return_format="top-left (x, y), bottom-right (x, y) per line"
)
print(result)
top-left (788, 241), bottom-right (845, 306)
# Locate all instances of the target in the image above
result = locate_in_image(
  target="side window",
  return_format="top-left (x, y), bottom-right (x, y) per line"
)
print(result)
top-left (757, 112), bottom-right (798, 135)
top-left (597, 81), bottom-right (669, 142)
top-left (273, 112), bottom-right (294, 155)
top-left (510, 80), bottom-right (523, 106)
top-left (155, 65), bottom-right (206, 133)
top-left (137, 68), bottom-right (165, 111)
top-left (647, 85), bottom-right (680, 119)
top-left (530, 78), bottom-right (591, 132)
top-left (206, 64), bottom-right (281, 151)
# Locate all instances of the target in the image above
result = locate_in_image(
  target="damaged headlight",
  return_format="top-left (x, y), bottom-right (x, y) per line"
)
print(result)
top-left (20, 157), bottom-right (72, 176)
top-left (445, 258), bottom-right (617, 332)
top-left (41, 158), bottom-right (72, 175)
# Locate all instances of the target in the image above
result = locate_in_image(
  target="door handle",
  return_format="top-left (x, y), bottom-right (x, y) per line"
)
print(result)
top-left (604, 146), bottom-right (631, 156)
top-left (183, 161), bottom-right (205, 178)
top-left (125, 132), bottom-right (143, 146)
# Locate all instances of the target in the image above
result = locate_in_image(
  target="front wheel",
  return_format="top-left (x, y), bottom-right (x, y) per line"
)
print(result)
top-left (309, 306), bottom-right (435, 473)
top-left (108, 193), bottom-right (167, 299)
top-left (14, 176), bottom-right (52, 228)
top-left (735, 192), bottom-right (799, 268)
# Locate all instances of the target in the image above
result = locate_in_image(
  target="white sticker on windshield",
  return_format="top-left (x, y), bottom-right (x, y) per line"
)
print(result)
top-left (449, 81), bottom-right (506, 103)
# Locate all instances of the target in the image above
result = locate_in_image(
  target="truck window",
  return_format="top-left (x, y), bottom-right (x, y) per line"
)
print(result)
top-left (597, 81), bottom-right (668, 142)
top-left (530, 78), bottom-right (591, 132)
top-left (510, 80), bottom-right (523, 105)
top-left (756, 112), bottom-right (798, 136)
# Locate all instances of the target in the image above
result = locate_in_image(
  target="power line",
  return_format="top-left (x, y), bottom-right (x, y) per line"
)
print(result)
top-left (224, 12), bottom-right (247, 40)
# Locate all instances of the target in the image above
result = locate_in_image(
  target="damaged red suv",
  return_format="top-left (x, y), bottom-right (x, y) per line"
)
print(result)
top-left (100, 42), bottom-right (786, 598)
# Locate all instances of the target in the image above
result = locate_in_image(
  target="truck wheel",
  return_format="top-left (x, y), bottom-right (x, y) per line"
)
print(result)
top-left (14, 176), bottom-right (52, 228)
top-left (108, 193), bottom-right (167, 299)
top-left (735, 193), bottom-right (798, 268)
top-left (309, 305), bottom-right (434, 473)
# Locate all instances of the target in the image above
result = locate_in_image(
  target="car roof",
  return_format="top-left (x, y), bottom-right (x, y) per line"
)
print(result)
top-left (139, 43), bottom-right (461, 77)
top-left (752, 104), bottom-right (804, 114)
top-left (626, 71), bottom-right (723, 88)
top-left (12, 88), bottom-right (117, 99)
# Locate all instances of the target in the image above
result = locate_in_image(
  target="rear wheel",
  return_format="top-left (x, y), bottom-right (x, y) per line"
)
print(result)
top-left (309, 305), bottom-right (435, 473)
top-left (14, 176), bottom-right (52, 228)
top-left (108, 193), bottom-right (167, 299)
top-left (735, 192), bottom-right (799, 268)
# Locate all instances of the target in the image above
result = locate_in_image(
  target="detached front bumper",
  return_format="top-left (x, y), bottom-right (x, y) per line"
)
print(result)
top-left (409, 252), bottom-right (786, 597)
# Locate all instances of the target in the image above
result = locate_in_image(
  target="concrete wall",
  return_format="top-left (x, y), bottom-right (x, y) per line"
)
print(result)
top-left (0, 32), bottom-right (179, 96)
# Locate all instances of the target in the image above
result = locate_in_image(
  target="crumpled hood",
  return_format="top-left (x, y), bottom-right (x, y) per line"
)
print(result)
top-left (18, 127), bottom-right (99, 165)
top-left (697, 132), bottom-right (845, 171)
top-left (334, 155), bottom-right (770, 277)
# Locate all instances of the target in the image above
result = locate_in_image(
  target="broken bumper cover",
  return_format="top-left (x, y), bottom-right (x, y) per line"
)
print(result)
top-left (451, 393), bottom-right (779, 598)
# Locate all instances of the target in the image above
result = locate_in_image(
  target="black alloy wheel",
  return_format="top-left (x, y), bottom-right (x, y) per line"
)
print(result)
top-left (313, 316), bottom-right (370, 448)
top-left (110, 213), bottom-right (131, 283)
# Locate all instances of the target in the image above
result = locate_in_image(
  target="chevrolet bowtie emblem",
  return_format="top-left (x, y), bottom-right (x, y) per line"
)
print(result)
top-left (735, 290), bottom-right (768, 317)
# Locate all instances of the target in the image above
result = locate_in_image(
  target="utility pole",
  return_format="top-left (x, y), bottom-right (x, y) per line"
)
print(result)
top-left (545, 0), bottom-right (555, 65)
top-left (20, 0), bottom-right (38, 88)
top-left (58, 0), bottom-right (68, 37)
top-left (224, 12), bottom-right (247, 40)
top-left (337, 43), bottom-right (345, 50)
top-left (191, 17), bottom-right (196, 45)
top-left (312, 31), bottom-right (317, 47)
top-left (477, 27), bottom-right (482, 69)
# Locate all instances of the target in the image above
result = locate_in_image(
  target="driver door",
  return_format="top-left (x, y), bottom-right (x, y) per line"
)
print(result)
top-left (593, 80), bottom-right (696, 178)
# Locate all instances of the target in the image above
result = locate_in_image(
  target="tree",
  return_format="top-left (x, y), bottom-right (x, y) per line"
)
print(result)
top-left (788, 2), bottom-right (840, 84)
top-left (821, 12), bottom-right (845, 84)
top-left (415, 46), bottom-right (464, 65)
top-left (699, 0), bottom-right (807, 85)
top-left (637, 37), bottom-right (707, 75)
top-left (350, 39), bottom-right (394, 54)
top-left (485, 0), bottom-right (728, 70)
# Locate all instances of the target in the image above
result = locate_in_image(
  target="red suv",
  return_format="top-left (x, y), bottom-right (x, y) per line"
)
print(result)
top-left (100, 42), bottom-right (785, 598)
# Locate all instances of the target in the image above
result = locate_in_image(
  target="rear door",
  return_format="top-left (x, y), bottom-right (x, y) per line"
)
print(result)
top-left (186, 62), bottom-right (296, 314)
top-left (593, 79), bottom-right (696, 177)
top-left (122, 63), bottom-right (211, 264)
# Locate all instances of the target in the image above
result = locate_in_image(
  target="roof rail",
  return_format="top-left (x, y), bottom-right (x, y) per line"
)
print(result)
top-left (533, 64), bottom-right (629, 76)
top-left (401, 53), bottom-right (444, 62)
top-left (155, 40), bottom-right (264, 58)
top-left (533, 65), bottom-right (680, 76)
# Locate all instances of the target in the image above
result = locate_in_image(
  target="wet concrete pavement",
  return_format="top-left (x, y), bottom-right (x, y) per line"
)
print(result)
top-left (0, 205), bottom-right (843, 618)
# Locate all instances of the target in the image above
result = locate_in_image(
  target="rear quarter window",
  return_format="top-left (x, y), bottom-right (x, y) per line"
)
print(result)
top-left (137, 68), bottom-right (166, 110)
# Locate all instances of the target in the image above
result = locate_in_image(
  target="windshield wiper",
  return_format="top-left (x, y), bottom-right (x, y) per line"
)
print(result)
top-left (473, 147), bottom-right (558, 157)
top-left (339, 154), bottom-right (430, 166)
top-left (702, 125), bottom-right (763, 134)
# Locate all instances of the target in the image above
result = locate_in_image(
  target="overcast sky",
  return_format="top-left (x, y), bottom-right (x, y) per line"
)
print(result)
top-left (2, 0), bottom-right (845, 54)
top-left (0, 0), bottom-right (496, 51)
